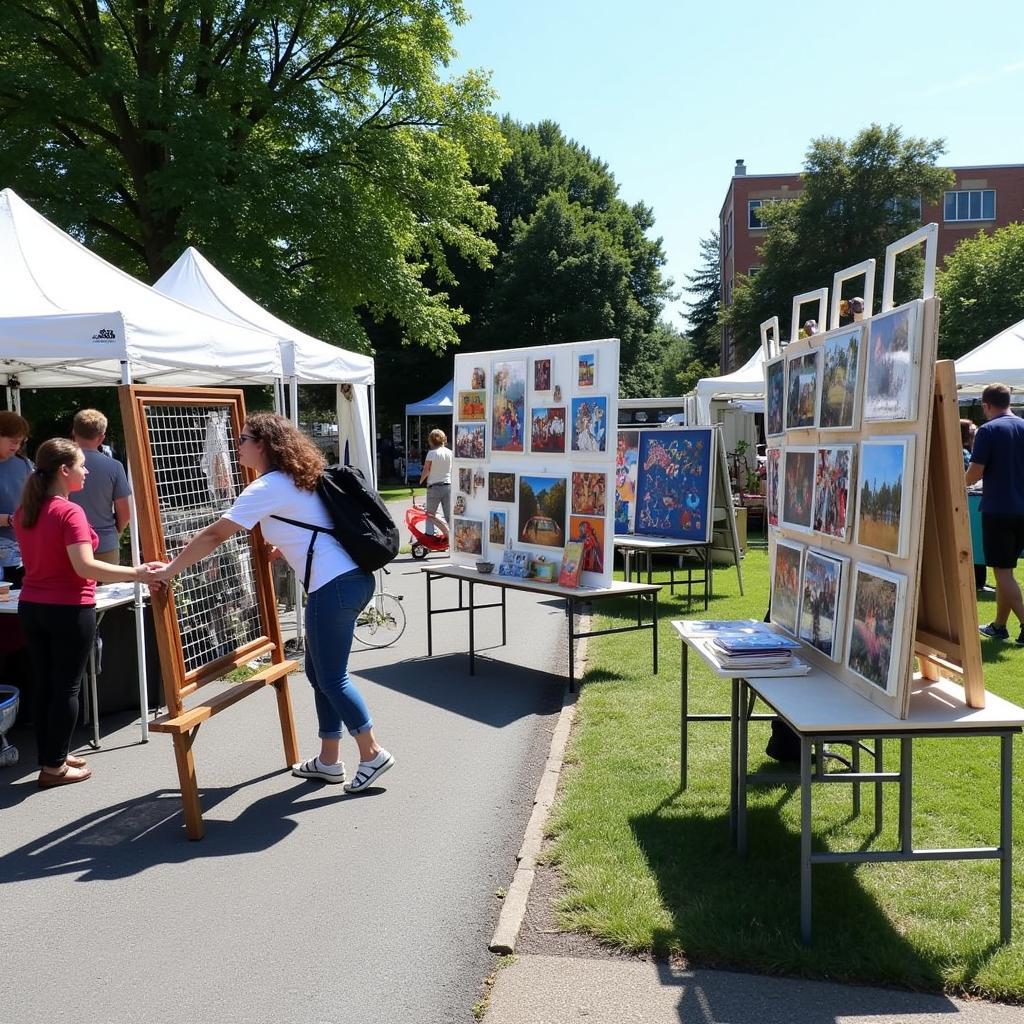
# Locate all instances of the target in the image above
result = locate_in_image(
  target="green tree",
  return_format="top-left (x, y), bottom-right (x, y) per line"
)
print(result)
top-left (937, 223), bottom-right (1024, 359)
top-left (682, 231), bottom-right (721, 366)
top-left (0, 1), bottom-right (507, 355)
top-left (722, 125), bottom-right (953, 363)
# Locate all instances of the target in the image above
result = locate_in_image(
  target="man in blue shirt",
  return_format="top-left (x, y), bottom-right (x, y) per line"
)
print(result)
top-left (966, 383), bottom-right (1024, 643)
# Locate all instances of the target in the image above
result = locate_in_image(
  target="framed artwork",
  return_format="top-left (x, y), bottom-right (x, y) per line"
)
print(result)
top-left (498, 548), bottom-right (530, 578)
top-left (458, 389), bottom-right (486, 422)
top-left (846, 563), bottom-right (906, 694)
top-left (453, 517), bottom-right (483, 555)
top-left (487, 471), bottom-right (515, 503)
top-left (781, 447), bottom-right (816, 532)
top-left (470, 366), bottom-right (486, 389)
top-left (614, 430), bottom-right (640, 534)
top-left (798, 549), bottom-right (849, 660)
top-left (786, 350), bottom-right (819, 429)
top-left (530, 406), bottom-right (566, 453)
top-left (529, 555), bottom-right (558, 582)
top-left (569, 514), bottom-right (605, 573)
top-left (570, 395), bottom-right (608, 453)
top-left (766, 448), bottom-right (780, 528)
top-left (489, 509), bottom-right (507, 545)
top-left (818, 325), bottom-right (863, 430)
top-left (577, 352), bottom-right (596, 388)
top-left (458, 467), bottom-right (472, 494)
top-left (635, 428), bottom-right (713, 542)
top-left (491, 359), bottom-right (526, 452)
top-left (765, 357), bottom-right (785, 437)
top-left (855, 438), bottom-right (914, 557)
top-left (473, 468), bottom-right (486, 496)
top-left (571, 471), bottom-right (607, 516)
top-left (812, 445), bottom-right (854, 539)
top-left (864, 302), bottom-right (920, 422)
top-left (517, 475), bottom-right (567, 548)
top-left (771, 539), bottom-right (804, 635)
top-left (558, 541), bottom-right (584, 588)
top-left (533, 358), bottom-right (552, 392)
top-left (455, 424), bottom-right (486, 460)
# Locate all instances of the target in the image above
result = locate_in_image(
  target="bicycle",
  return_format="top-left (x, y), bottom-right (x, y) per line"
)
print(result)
top-left (353, 566), bottom-right (406, 648)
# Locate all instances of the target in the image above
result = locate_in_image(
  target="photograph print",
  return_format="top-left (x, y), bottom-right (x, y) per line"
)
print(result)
top-left (818, 326), bottom-right (862, 430)
top-left (855, 438), bottom-right (914, 557)
top-left (571, 471), bottom-right (607, 516)
top-left (530, 406), bottom-right (566, 453)
top-left (798, 549), bottom-right (848, 660)
top-left (635, 428), bottom-right (713, 541)
top-left (518, 475), bottom-right (567, 548)
top-left (786, 350), bottom-right (819, 429)
top-left (533, 358), bottom-right (552, 392)
top-left (455, 424), bottom-right (486, 460)
top-left (491, 359), bottom-right (526, 452)
top-left (766, 448), bottom-right (781, 528)
top-left (458, 467), bottom-right (472, 494)
top-left (571, 396), bottom-right (608, 453)
top-left (458, 389), bottom-right (486, 422)
top-left (614, 430), bottom-right (640, 534)
top-left (488, 471), bottom-right (516, 503)
top-left (765, 357), bottom-right (785, 437)
top-left (577, 352), bottom-right (596, 388)
top-left (471, 366), bottom-right (486, 389)
top-left (771, 539), bottom-right (804, 635)
top-left (781, 447), bottom-right (816, 532)
top-left (812, 445), bottom-right (854, 539)
top-left (489, 510), bottom-right (507, 545)
top-left (863, 302), bottom-right (920, 421)
top-left (846, 563), bottom-right (906, 693)
top-left (453, 517), bottom-right (483, 556)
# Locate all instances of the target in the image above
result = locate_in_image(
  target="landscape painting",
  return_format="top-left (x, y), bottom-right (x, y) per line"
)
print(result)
top-left (635, 428), bottom-right (713, 541)
top-left (765, 357), bottom-right (785, 436)
top-left (571, 471), bottom-right (607, 516)
top-left (491, 359), bottom-right (526, 452)
top-left (781, 447), bottom-right (815, 531)
top-left (766, 448), bottom-right (780, 527)
top-left (798, 549), bottom-right (847, 660)
top-left (813, 446), bottom-right (853, 539)
top-left (530, 406), bottom-right (566, 453)
top-left (577, 352), bottom-right (596, 388)
top-left (570, 396), bottom-right (609, 452)
top-left (488, 471), bottom-right (516, 503)
top-left (818, 326), bottom-right (862, 430)
top-left (453, 517), bottom-right (483, 556)
top-left (458, 389), bottom-right (486, 422)
top-left (864, 302), bottom-right (920, 421)
top-left (518, 475), bottom-right (567, 548)
top-left (455, 424), bottom-right (486, 460)
top-left (856, 438), bottom-right (913, 556)
top-left (771, 540), bottom-right (803, 635)
top-left (786, 350), bottom-right (819, 429)
top-left (615, 430), bottom-right (640, 534)
top-left (847, 564), bottom-right (905, 693)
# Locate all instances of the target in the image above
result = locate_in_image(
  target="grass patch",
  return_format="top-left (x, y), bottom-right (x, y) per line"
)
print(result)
top-left (380, 483), bottom-right (423, 503)
top-left (548, 549), bottom-right (1024, 1000)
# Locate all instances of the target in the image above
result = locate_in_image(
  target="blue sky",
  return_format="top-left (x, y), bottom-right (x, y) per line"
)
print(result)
top-left (447, 0), bottom-right (1023, 325)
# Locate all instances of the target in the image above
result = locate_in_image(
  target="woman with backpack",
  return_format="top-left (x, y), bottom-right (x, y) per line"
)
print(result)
top-left (150, 412), bottom-right (394, 793)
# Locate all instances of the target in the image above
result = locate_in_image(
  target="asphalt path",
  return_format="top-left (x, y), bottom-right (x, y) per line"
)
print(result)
top-left (0, 538), bottom-right (567, 1023)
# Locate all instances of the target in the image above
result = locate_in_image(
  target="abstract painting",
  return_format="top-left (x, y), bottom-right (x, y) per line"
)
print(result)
top-left (635, 428), bottom-right (713, 542)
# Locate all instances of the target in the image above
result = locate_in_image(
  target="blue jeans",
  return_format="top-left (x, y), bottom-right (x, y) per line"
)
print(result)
top-left (304, 568), bottom-right (376, 739)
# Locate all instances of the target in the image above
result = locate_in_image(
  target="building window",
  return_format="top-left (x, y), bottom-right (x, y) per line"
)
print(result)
top-left (748, 266), bottom-right (760, 276)
top-left (944, 189), bottom-right (995, 222)
top-left (885, 196), bottom-right (922, 220)
top-left (725, 210), bottom-right (734, 253)
top-left (748, 199), bottom-right (768, 229)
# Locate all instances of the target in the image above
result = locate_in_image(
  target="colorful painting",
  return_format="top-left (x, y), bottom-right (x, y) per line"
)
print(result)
top-left (571, 471), bottom-right (606, 516)
top-left (458, 467), bottom-right (472, 494)
top-left (473, 468), bottom-right (485, 496)
top-left (765, 357), bottom-right (785, 437)
top-left (489, 509), bottom-right (507, 545)
top-left (813, 446), bottom-right (853, 539)
top-left (518, 475), bottom-right (567, 548)
top-left (471, 366), bottom-right (486, 389)
top-left (488, 471), bottom-right (515, 503)
top-left (635, 428), bottom-right (713, 542)
top-left (455, 424), bottom-right (486, 460)
top-left (766, 448), bottom-right (780, 528)
top-left (577, 352), bottom-right (596, 388)
top-left (614, 430), bottom-right (640, 534)
top-left (530, 406), bottom-right (566, 453)
top-left (534, 358), bottom-right (552, 392)
top-left (491, 360), bottom-right (526, 452)
top-left (819, 326), bottom-right (862, 430)
top-left (453, 517), bottom-right (483, 555)
top-left (781, 448), bottom-right (815, 531)
top-left (458, 389), bottom-right (486, 422)
top-left (558, 541), bottom-right (584, 588)
top-left (498, 548), bottom-right (530, 578)
top-left (786, 350), bottom-right (819, 429)
top-left (864, 303), bottom-right (919, 422)
top-left (771, 540), bottom-right (803, 635)
top-left (856, 438), bottom-right (913, 557)
top-left (847, 564), bottom-right (905, 693)
top-left (570, 396), bottom-right (608, 452)
top-left (798, 550), bottom-right (847, 659)
top-left (569, 515), bottom-right (605, 573)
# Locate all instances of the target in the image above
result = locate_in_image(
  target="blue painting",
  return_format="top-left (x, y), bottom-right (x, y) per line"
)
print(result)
top-left (570, 395), bottom-right (608, 452)
top-left (635, 428), bottom-right (714, 542)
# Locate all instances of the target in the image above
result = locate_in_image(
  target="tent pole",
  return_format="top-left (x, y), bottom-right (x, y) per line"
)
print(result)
top-left (289, 374), bottom-right (304, 650)
top-left (11, 384), bottom-right (22, 415)
top-left (368, 384), bottom-right (378, 489)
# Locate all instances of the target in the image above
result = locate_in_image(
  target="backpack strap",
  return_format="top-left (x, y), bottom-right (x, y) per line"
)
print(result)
top-left (269, 514), bottom-right (325, 592)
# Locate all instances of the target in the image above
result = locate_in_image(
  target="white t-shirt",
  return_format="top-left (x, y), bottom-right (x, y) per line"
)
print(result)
top-left (223, 471), bottom-right (357, 592)
top-left (425, 445), bottom-right (453, 485)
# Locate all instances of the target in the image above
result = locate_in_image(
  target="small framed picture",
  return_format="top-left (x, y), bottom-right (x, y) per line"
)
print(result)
top-left (786, 349), bottom-right (819, 429)
top-left (577, 352), bottom-right (596, 388)
top-left (458, 467), bottom-right (472, 495)
top-left (781, 447), bottom-right (816, 532)
top-left (771, 539), bottom-right (804, 635)
top-left (846, 563), bottom-right (907, 694)
top-left (530, 406), bottom-right (566, 453)
top-left (453, 517), bottom-right (483, 555)
top-left (570, 396), bottom-right (608, 453)
top-left (470, 366), bottom-right (486, 389)
top-left (533, 358), bottom-right (552, 392)
top-left (488, 509), bottom-right (507, 546)
top-left (571, 471), bottom-right (607, 516)
top-left (455, 424), bottom-right (486, 460)
top-left (813, 445), bottom-right (854, 540)
top-left (855, 437), bottom-right (914, 557)
top-left (487, 471), bottom-right (515, 503)
top-left (458, 389), bottom-right (486, 422)
top-left (818, 325), bottom-right (863, 430)
top-left (798, 549), bottom-right (849, 660)
top-left (765, 356), bottom-right (785, 437)
top-left (863, 301), bottom-right (921, 422)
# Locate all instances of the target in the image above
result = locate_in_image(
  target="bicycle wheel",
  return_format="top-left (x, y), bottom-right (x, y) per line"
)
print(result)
top-left (353, 591), bottom-right (406, 648)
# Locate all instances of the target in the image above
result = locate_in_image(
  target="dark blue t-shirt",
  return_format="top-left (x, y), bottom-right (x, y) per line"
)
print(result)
top-left (971, 413), bottom-right (1024, 515)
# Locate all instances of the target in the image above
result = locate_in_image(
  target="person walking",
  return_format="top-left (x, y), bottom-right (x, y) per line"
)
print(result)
top-left (151, 412), bottom-right (394, 792)
top-left (418, 428), bottom-right (452, 538)
top-left (966, 384), bottom-right (1024, 643)
top-left (0, 411), bottom-right (33, 587)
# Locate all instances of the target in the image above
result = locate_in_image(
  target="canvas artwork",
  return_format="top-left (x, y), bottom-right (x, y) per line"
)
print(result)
top-left (569, 514), bottom-right (605, 573)
top-left (771, 540), bottom-right (803, 635)
top-left (781, 448), bottom-right (816, 531)
top-left (856, 438), bottom-right (913, 557)
top-left (798, 549), bottom-right (847, 660)
top-left (571, 471), bottom-right (607, 516)
top-left (577, 352), bottom-right (596, 388)
top-left (864, 303), bottom-right (920, 421)
top-left (847, 564), bottom-right (905, 693)
top-left (473, 468), bottom-right (486, 496)
top-left (471, 366), bottom-right (486, 389)
top-left (614, 430), bottom-right (640, 534)
top-left (812, 446), bottom-right (854, 539)
top-left (786, 350), bottom-right (819, 429)
top-left (765, 357), bottom-right (785, 437)
top-left (635, 429), bottom-right (713, 542)
top-left (453, 517), bottom-right (483, 555)
top-left (766, 448), bottom-right (781, 527)
top-left (530, 406), bottom-right (566, 453)
top-left (529, 555), bottom-right (558, 582)
top-left (570, 396), bottom-right (608, 453)
top-left (819, 326), bottom-right (862, 430)
top-left (455, 424), bottom-right (486, 460)
top-left (458, 389), bottom-right (486, 422)
top-left (498, 548), bottom-right (530, 578)
top-left (534, 358), bottom-right (552, 392)
top-left (458, 467), bottom-right (472, 494)
top-left (491, 360), bottom-right (526, 452)
top-left (488, 471), bottom-right (515, 502)
top-left (489, 509), bottom-right (507, 545)
top-left (558, 541), bottom-right (584, 588)
top-left (518, 475), bottom-right (567, 548)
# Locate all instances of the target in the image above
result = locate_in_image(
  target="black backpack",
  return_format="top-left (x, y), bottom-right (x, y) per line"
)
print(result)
top-left (271, 465), bottom-right (400, 589)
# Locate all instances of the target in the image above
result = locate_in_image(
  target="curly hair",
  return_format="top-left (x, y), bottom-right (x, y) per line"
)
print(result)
top-left (244, 413), bottom-right (325, 491)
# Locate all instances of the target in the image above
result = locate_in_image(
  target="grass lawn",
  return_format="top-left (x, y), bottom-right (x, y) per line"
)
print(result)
top-left (547, 546), bottom-right (1024, 1001)
top-left (379, 483), bottom-right (423, 503)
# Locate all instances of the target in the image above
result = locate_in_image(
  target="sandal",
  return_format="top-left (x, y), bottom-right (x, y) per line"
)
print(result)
top-left (343, 750), bottom-right (395, 793)
top-left (291, 756), bottom-right (346, 784)
top-left (38, 764), bottom-right (92, 788)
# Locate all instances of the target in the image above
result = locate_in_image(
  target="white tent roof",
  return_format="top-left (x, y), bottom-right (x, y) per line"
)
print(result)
top-left (954, 316), bottom-right (1024, 394)
top-left (694, 347), bottom-right (765, 423)
top-left (0, 189), bottom-right (282, 388)
top-left (155, 247), bottom-right (374, 386)
top-left (405, 380), bottom-right (453, 417)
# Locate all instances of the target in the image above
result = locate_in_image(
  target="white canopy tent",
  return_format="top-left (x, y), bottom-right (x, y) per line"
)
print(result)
top-left (694, 347), bottom-right (765, 425)
top-left (404, 380), bottom-right (453, 482)
top-left (954, 316), bottom-right (1024, 395)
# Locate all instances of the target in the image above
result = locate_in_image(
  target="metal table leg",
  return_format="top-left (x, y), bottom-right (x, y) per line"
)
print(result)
top-left (426, 572), bottom-right (434, 656)
top-left (800, 736), bottom-right (813, 945)
top-left (468, 579), bottom-right (476, 676)
top-left (729, 678), bottom-right (739, 843)
top-left (680, 641), bottom-right (688, 790)
top-left (568, 596), bottom-right (577, 691)
top-left (737, 680), bottom-right (749, 857)
top-left (1000, 731), bottom-right (1013, 943)
top-left (899, 737), bottom-right (913, 854)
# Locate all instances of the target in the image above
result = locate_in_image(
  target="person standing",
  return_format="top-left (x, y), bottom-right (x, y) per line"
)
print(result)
top-left (966, 384), bottom-right (1024, 643)
top-left (418, 428), bottom-right (452, 538)
top-left (68, 409), bottom-right (132, 564)
top-left (0, 412), bottom-right (33, 588)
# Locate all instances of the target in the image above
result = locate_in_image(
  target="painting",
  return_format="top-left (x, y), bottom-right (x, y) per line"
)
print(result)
top-left (812, 446), bottom-right (854, 539)
top-left (798, 549), bottom-right (848, 660)
top-left (488, 471), bottom-right (516, 503)
top-left (577, 352), bottom-right (596, 388)
top-left (571, 471), bottom-right (607, 516)
top-left (569, 514), bottom-right (605, 573)
top-left (855, 438), bottom-right (913, 557)
top-left (533, 358), bottom-right (552, 392)
top-left (491, 359), bottom-right (526, 452)
top-left (614, 430), bottom-right (640, 534)
top-left (766, 448), bottom-right (780, 528)
top-left (846, 564), bottom-right (906, 693)
top-left (498, 548), bottom-right (530, 578)
top-left (786, 350), bottom-right (819, 429)
top-left (864, 302), bottom-right (920, 422)
top-left (635, 428), bottom-right (713, 542)
top-left (458, 389), bottom-right (486, 422)
top-left (458, 467), bottom-right (472, 494)
top-left (471, 366), bottom-right (486, 389)
top-left (455, 424), bottom-right (486, 460)
top-left (781, 447), bottom-right (815, 532)
top-left (765, 357), bottom-right (785, 437)
top-left (489, 509), bottom-right (507, 545)
top-left (453, 517), bottom-right (483, 555)
top-left (530, 406), bottom-right (566, 453)
top-left (818, 326), bottom-right (862, 430)
top-left (473, 468), bottom-right (485, 496)
top-left (518, 475), bottom-right (567, 548)
top-left (771, 539), bottom-right (803, 635)
top-left (558, 541), bottom-right (584, 588)
top-left (570, 396), bottom-right (609, 452)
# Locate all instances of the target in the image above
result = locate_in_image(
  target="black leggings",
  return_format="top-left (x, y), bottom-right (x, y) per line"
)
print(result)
top-left (18, 601), bottom-right (96, 768)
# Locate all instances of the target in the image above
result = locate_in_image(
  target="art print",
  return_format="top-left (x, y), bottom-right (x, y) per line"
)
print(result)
top-left (458, 389), bottom-right (486, 422)
top-left (614, 430), bottom-right (640, 534)
top-left (571, 471), bottom-right (607, 516)
top-left (798, 550), bottom-right (848, 660)
top-left (489, 510), bottom-right (507, 545)
top-left (786, 350), bottom-right (819, 429)
top-left (855, 438), bottom-right (913, 557)
top-left (570, 396), bottom-right (608, 453)
top-left (864, 302), bottom-right (920, 421)
top-left (488, 471), bottom-right (515, 503)
top-left (453, 517), bottom-right (483, 556)
top-left (812, 446), bottom-right (853, 539)
top-left (569, 515), bottom-right (605, 573)
top-left (847, 564), bottom-right (905, 693)
top-left (819, 326), bottom-right (862, 430)
top-left (577, 352), bottom-right (596, 388)
top-left (558, 541), bottom-right (584, 588)
top-left (473, 468), bottom-right (485, 496)
top-left (781, 447), bottom-right (815, 532)
top-left (471, 366), bottom-right (486, 389)
top-left (530, 406), bottom-right (566, 453)
top-left (771, 540), bottom-right (803, 635)
top-left (766, 448), bottom-right (781, 528)
top-left (498, 548), bottom-right (530, 578)
top-left (635, 428), bottom-right (713, 542)
top-left (517, 475), bottom-right (567, 548)
top-left (765, 357), bottom-right (785, 437)
top-left (533, 358), bottom-right (552, 392)
top-left (491, 360), bottom-right (526, 452)
top-left (458, 467), bottom-right (472, 494)
top-left (455, 424), bottom-right (486, 460)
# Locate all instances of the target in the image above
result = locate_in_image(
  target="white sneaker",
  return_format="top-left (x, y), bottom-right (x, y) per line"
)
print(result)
top-left (292, 756), bottom-right (346, 783)
top-left (343, 750), bottom-right (395, 793)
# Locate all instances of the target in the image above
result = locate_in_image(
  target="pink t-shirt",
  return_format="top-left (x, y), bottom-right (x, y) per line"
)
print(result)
top-left (14, 497), bottom-right (98, 605)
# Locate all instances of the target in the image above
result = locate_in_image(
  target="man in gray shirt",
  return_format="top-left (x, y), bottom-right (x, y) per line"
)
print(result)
top-left (69, 409), bottom-right (132, 563)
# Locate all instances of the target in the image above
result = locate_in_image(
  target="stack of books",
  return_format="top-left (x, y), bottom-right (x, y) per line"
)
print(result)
top-left (710, 630), bottom-right (801, 670)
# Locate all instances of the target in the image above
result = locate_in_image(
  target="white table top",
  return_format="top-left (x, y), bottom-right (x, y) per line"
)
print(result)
top-left (613, 535), bottom-right (710, 551)
top-left (421, 561), bottom-right (661, 598)
top-left (0, 582), bottom-right (143, 614)
top-left (676, 629), bottom-right (811, 678)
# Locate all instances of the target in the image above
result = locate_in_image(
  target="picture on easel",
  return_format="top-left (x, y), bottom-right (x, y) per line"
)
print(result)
top-left (786, 350), bottom-right (819, 429)
top-left (614, 430), bottom-right (639, 534)
top-left (864, 302), bottom-right (920, 422)
top-left (855, 438), bottom-right (914, 557)
top-left (771, 539), bottom-right (803, 635)
top-left (846, 563), bottom-right (906, 694)
top-left (766, 448), bottom-right (780, 527)
top-left (818, 325), bottom-right (863, 430)
top-left (765, 357), bottom-right (785, 437)
top-left (813, 445), bottom-right (854, 539)
top-left (781, 447), bottom-right (815, 531)
top-left (635, 428), bottom-right (713, 542)
top-left (798, 549), bottom-right (848, 660)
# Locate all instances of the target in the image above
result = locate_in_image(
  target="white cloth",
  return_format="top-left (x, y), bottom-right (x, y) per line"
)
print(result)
top-left (424, 445), bottom-right (453, 485)
top-left (223, 471), bottom-right (356, 592)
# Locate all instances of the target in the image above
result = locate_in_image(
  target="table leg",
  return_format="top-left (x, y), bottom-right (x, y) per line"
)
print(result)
top-left (729, 678), bottom-right (739, 843)
top-left (704, 545), bottom-right (711, 610)
top-left (899, 737), bottom-right (912, 854)
top-left (852, 739), bottom-right (861, 817)
top-left (568, 597), bottom-right (576, 692)
top-left (737, 680), bottom-right (749, 857)
top-left (426, 572), bottom-right (434, 656)
top-left (800, 735), bottom-right (813, 945)
top-left (88, 641), bottom-right (100, 750)
top-left (874, 736), bottom-right (883, 835)
top-left (469, 579), bottom-right (476, 676)
top-left (1000, 732), bottom-right (1013, 944)
top-left (680, 642), bottom-right (688, 790)
top-left (646, 551), bottom-right (652, 587)
top-left (501, 586), bottom-right (507, 646)
top-left (652, 589), bottom-right (658, 676)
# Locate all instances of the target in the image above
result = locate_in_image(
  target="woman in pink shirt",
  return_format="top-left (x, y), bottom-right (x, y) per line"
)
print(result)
top-left (15, 439), bottom-right (155, 788)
